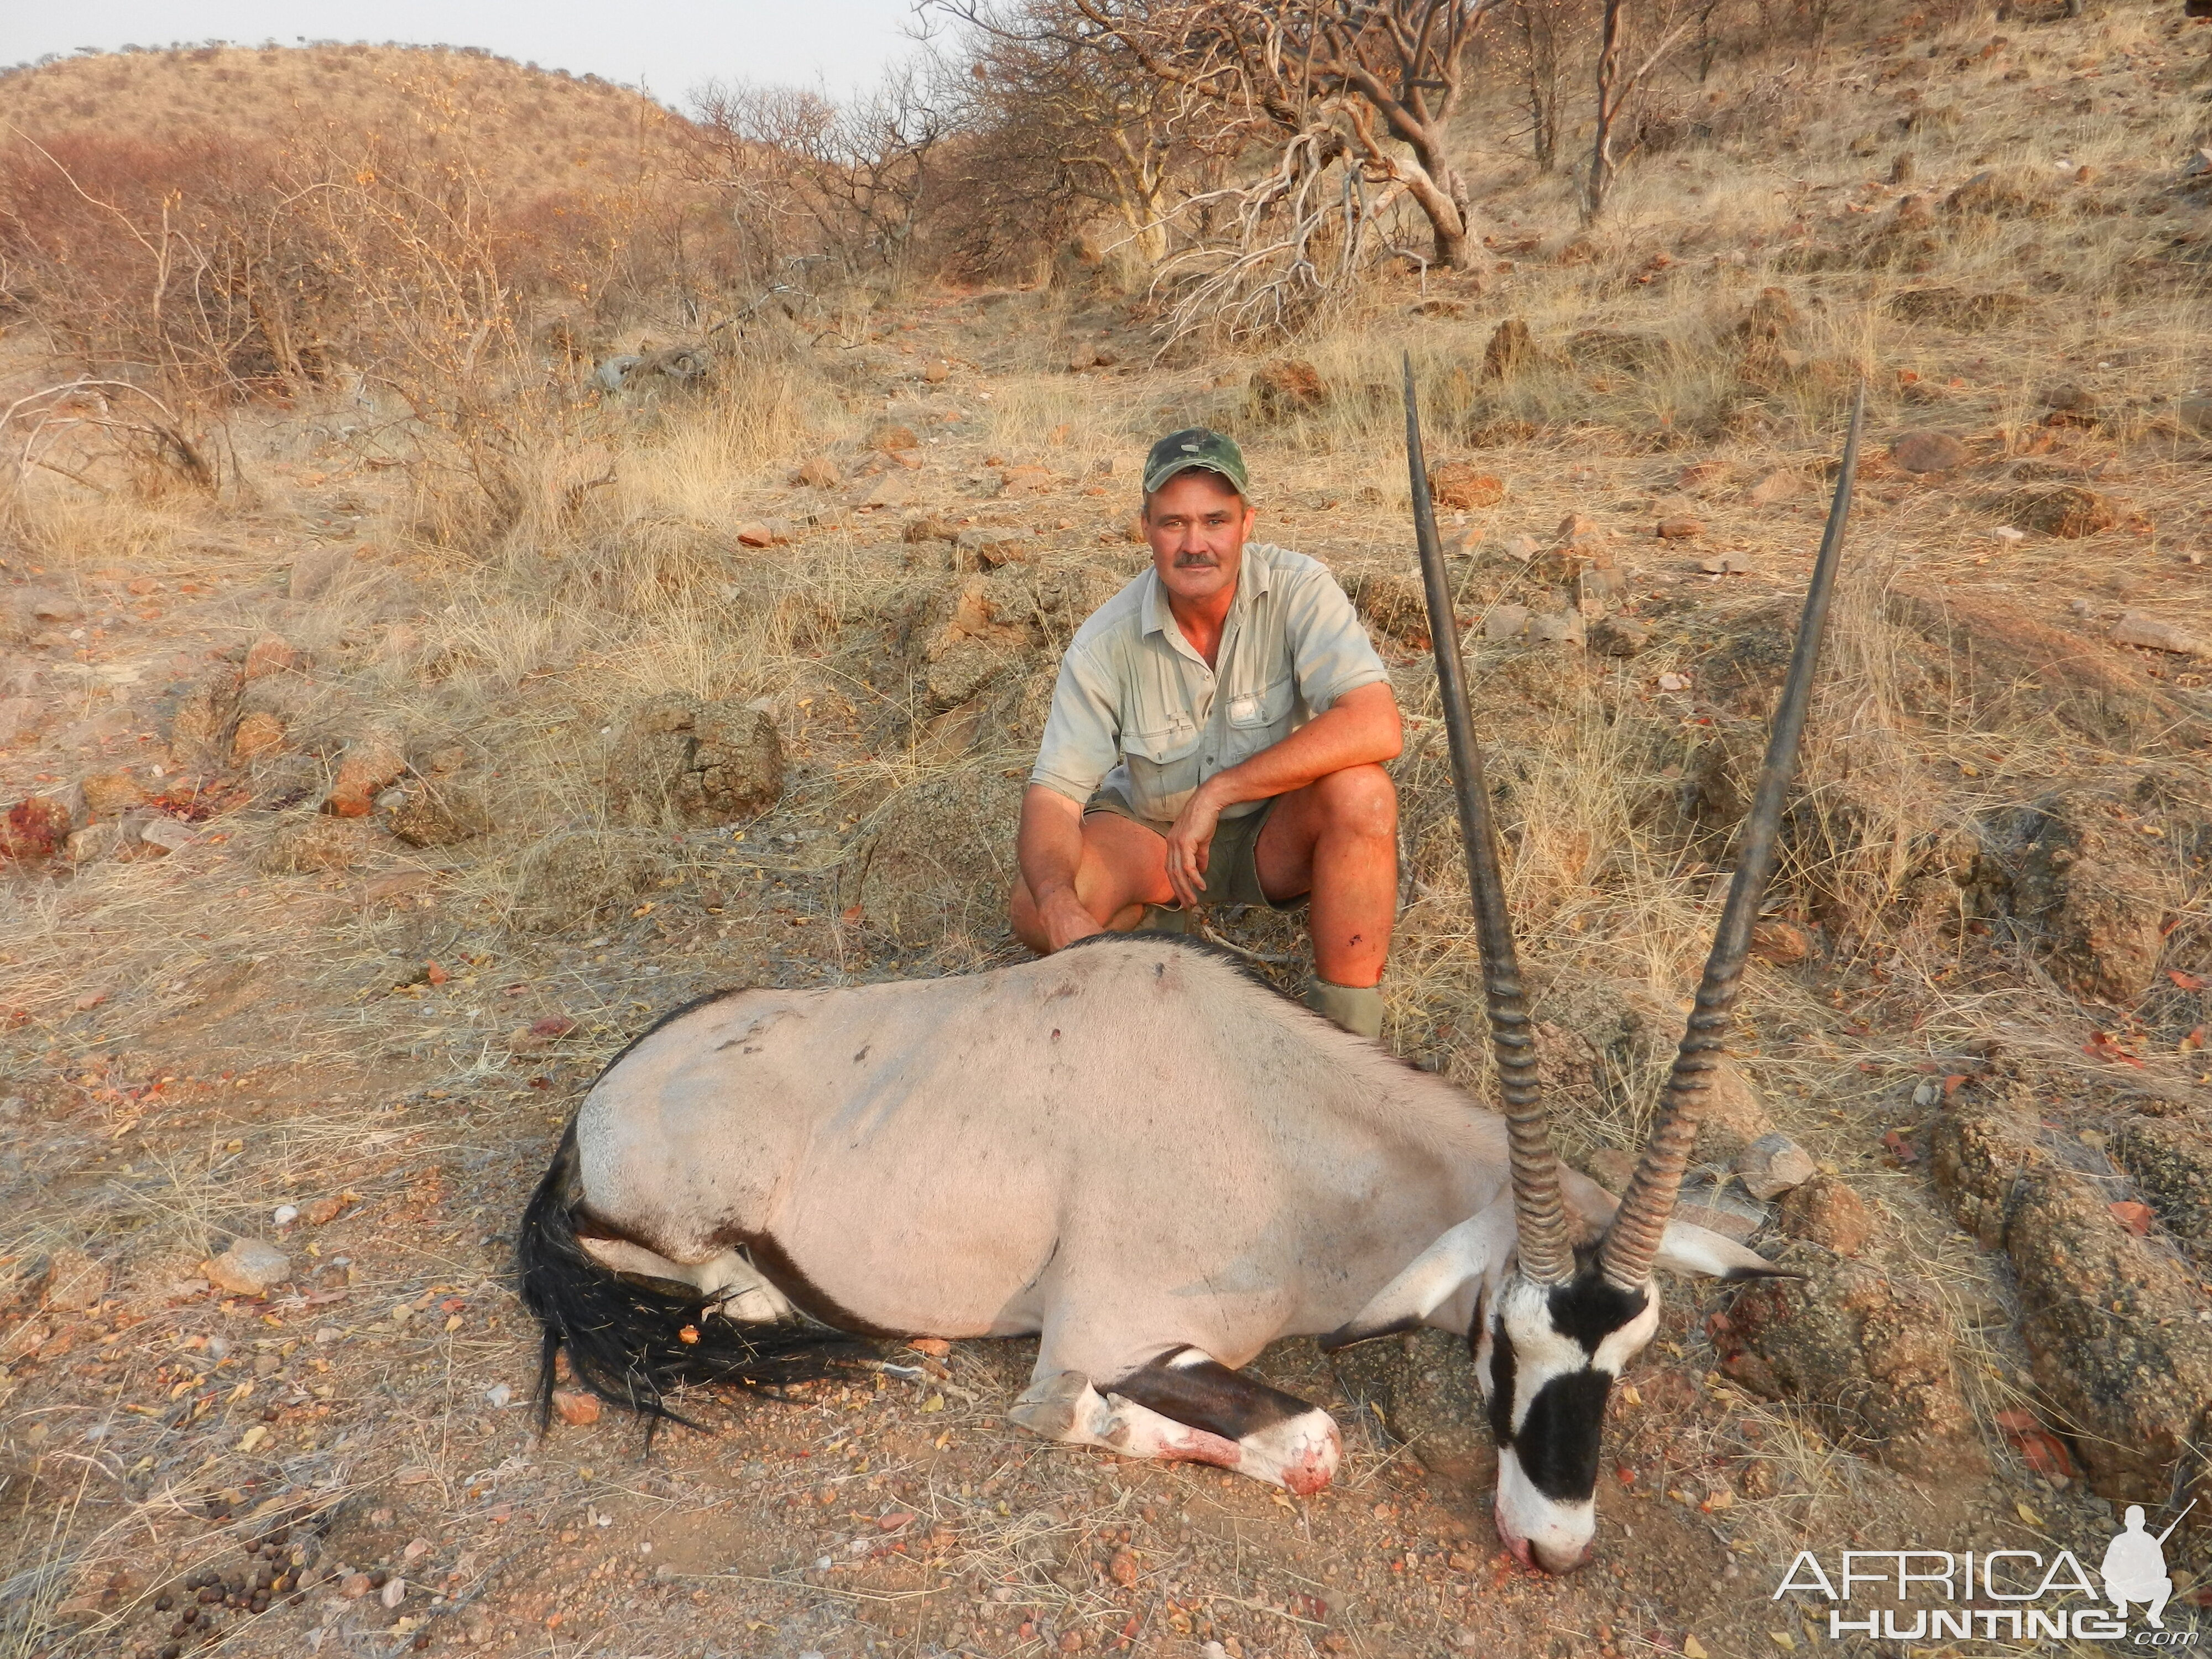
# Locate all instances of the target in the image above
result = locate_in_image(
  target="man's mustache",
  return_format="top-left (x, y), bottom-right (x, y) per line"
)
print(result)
top-left (1173, 552), bottom-right (1220, 567)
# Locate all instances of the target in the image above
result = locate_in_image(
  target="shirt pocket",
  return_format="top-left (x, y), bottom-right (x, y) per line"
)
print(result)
top-left (1222, 672), bottom-right (1295, 764)
top-left (1124, 717), bottom-right (1203, 821)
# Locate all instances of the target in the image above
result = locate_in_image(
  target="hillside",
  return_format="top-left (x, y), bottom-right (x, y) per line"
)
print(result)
top-left (0, 43), bottom-right (688, 199)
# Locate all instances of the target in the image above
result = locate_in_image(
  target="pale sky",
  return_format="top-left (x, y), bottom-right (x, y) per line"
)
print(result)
top-left (1, 1), bottom-right (927, 108)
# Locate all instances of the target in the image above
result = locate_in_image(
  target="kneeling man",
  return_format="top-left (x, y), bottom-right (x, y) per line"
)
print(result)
top-left (1010, 427), bottom-right (1402, 1037)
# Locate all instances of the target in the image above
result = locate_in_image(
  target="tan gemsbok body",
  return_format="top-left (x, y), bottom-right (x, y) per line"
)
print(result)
top-left (518, 371), bottom-right (1865, 1573)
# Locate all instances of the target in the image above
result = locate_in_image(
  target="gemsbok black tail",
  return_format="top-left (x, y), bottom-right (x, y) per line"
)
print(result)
top-left (516, 1124), bottom-right (874, 1432)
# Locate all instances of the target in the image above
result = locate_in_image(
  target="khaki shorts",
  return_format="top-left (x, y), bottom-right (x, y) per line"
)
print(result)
top-left (1083, 784), bottom-right (1305, 912)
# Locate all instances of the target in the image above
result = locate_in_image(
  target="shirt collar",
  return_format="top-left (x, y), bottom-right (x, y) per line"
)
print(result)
top-left (1140, 543), bottom-right (1273, 639)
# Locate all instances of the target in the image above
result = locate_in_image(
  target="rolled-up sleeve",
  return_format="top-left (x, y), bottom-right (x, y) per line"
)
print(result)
top-left (1281, 566), bottom-right (1391, 712)
top-left (1029, 641), bottom-right (1122, 804)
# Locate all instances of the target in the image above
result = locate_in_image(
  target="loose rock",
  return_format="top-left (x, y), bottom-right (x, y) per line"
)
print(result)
top-left (79, 770), bottom-right (145, 818)
top-left (1890, 431), bottom-right (1969, 473)
top-left (139, 817), bottom-right (197, 854)
top-left (1483, 605), bottom-right (1531, 642)
top-left (552, 1389), bottom-right (602, 1426)
top-left (1736, 1131), bottom-right (1818, 1201)
top-left (241, 635), bottom-right (299, 679)
top-left (793, 456), bottom-right (841, 489)
top-left (735, 520), bottom-right (791, 549)
top-left (1656, 518), bottom-right (1704, 540)
top-left (2110, 612), bottom-right (2204, 656)
top-left (1749, 919), bottom-right (1811, 964)
top-left (207, 1240), bottom-right (291, 1297)
top-left (1588, 615), bottom-right (1651, 657)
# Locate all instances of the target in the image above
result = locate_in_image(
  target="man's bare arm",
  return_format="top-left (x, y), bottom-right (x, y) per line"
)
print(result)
top-left (1204, 681), bottom-right (1401, 807)
top-left (1161, 682), bottom-right (1402, 908)
top-left (1016, 785), bottom-right (1104, 950)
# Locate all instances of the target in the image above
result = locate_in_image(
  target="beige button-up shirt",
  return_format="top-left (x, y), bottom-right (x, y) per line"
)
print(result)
top-left (1029, 542), bottom-right (1391, 825)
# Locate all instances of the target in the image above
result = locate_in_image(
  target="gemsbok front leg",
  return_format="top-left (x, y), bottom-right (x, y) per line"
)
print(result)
top-left (1009, 1348), bottom-right (1342, 1495)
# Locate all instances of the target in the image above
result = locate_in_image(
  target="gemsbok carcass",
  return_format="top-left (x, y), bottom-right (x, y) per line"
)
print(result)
top-left (518, 368), bottom-right (1866, 1574)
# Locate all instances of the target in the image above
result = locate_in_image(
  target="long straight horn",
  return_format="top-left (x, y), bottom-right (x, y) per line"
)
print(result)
top-left (1599, 383), bottom-right (1868, 1293)
top-left (1404, 353), bottom-right (1571, 1287)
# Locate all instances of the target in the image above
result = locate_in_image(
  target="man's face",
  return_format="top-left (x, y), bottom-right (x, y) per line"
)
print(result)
top-left (1144, 471), bottom-right (1255, 606)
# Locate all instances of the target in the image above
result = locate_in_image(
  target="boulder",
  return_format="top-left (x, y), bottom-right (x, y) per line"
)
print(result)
top-left (1429, 463), bottom-right (1505, 511)
top-left (2112, 1118), bottom-right (2212, 1240)
top-left (1992, 789), bottom-right (2176, 1003)
top-left (848, 765), bottom-right (1026, 945)
top-left (1, 795), bottom-right (74, 864)
top-left (383, 782), bottom-right (493, 848)
top-left (1778, 1175), bottom-right (1872, 1255)
top-left (1481, 318), bottom-right (1539, 382)
top-left (169, 670), bottom-right (242, 769)
top-left (2000, 485), bottom-right (2119, 539)
top-left (604, 696), bottom-right (784, 826)
top-left (510, 832), bottom-right (671, 933)
top-left (229, 711), bottom-right (288, 764)
top-left (1890, 431), bottom-right (1969, 473)
top-left (1933, 1096), bottom-right (2212, 1501)
top-left (322, 732), bottom-right (409, 818)
top-left (1716, 1241), bottom-right (1985, 1474)
top-left (261, 815), bottom-right (372, 874)
top-left (1249, 359), bottom-right (1328, 420)
top-left (1740, 286), bottom-right (1802, 342)
top-left (1350, 571), bottom-right (1436, 649)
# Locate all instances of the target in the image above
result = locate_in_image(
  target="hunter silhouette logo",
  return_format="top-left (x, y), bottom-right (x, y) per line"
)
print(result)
top-left (2102, 1502), bottom-right (2193, 1630)
top-left (1774, 1500), bottom-right (2200, 1645)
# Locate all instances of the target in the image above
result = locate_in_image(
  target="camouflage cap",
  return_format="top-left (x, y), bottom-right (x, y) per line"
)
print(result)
top-left (1142, 427), bottom-right (1250, 499)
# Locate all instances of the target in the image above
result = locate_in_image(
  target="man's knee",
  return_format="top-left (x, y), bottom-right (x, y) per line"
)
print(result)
top-left (1311, 763), bottom-right (1397, 838)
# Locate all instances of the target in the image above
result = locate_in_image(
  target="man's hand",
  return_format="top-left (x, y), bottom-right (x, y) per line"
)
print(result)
top-left (1034, 884), bottom-right (1104, 950)
top-left (1162, 784), bottom-right (1224, 911)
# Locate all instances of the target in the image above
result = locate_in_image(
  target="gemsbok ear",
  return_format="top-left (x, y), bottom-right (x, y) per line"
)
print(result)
top-left (1653, 1221), bottom-right (1793, 1282)
top-left (1319, 1202), bottom-right (1517, 1351)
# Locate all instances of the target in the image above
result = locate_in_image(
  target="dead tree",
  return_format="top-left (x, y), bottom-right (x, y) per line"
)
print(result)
top-left (1580, 0), bottom-right (1684, 222)
top-left (944, 0), bottom-right (1499, 273)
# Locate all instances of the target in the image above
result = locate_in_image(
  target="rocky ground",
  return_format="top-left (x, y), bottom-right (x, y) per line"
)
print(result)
top-left (8, 7), bottom-right (2212, 1656)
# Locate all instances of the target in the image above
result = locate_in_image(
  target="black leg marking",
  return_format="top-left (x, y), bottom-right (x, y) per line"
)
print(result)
top-left (1109, 1350), bottom-right (1316, 1441)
